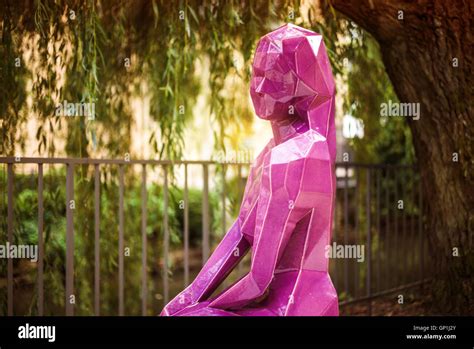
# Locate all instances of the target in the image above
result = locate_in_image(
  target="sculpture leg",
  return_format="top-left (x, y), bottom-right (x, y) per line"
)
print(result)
top-left (284, 270), bottom-right (339, 316)
top-left (174, 301), bottom-right (239, 316)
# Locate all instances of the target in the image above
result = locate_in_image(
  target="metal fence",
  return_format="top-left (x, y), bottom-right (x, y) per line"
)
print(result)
top-left (0, 157), bottom-right (428, 316)
top-left (332, 163), bottom-right (429, 314)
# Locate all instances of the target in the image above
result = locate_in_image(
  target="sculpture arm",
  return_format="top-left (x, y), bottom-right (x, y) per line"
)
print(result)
top-left (161, 220), bottom-right (249, 315)
top-left (161, 141), bottom-right (275, 316)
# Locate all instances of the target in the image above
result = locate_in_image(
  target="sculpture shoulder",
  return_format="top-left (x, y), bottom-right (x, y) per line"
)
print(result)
top-left (262, 131), bottom-right (335, 201)
top-left (266, 130), bottom-right (330, 165)
top-left (259, 130), bottom-right (334, 201)
top-left (249, 139), bottom-right (275, 169)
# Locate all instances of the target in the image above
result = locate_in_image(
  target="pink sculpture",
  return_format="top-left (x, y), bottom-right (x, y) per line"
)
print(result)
top-left (161, 23), bottom-right (338, 316)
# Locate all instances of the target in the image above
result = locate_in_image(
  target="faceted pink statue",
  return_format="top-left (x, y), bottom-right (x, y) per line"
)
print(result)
top-left (161, 23), bottom-right (338, 316)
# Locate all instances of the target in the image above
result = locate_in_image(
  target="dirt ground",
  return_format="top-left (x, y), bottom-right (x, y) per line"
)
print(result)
top-left (341, 286), bottom-right (440, 316)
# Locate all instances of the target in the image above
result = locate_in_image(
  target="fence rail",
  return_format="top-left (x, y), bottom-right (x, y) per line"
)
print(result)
top-left (0, 157), bottom-right (427, 316)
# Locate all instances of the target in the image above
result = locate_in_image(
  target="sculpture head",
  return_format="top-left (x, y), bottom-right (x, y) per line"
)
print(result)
top-left (250, 23), bottom-right (335, 121)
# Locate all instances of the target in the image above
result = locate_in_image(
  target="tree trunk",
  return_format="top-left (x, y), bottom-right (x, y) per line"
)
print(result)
top-left (330, 0), bottom-right (474, 313)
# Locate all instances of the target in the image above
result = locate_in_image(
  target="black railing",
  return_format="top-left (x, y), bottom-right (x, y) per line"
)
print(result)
top-left (0, 157), bottom-right (428, 316)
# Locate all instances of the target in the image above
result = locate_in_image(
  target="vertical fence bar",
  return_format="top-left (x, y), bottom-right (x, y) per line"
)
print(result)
top-left (394, 167), bottom-right (399, 288)
top-left (7, 164), bottom-right (14, 316)
top-left (141, 164), bottom-right (147, 315)
top-left (184, 164), bottom-right (189, 286)
top-left (366, 168), bottom-right (372, 315)
top-left (419, 173), bottom-right (424, 287)
top-left (354, 167), bottom-right (359, 297)
top-left (221, 164), bottom-right (226, 235)
top-left (385, 167), bottom-right (390, 291)
top-left (163, 165), bottom-right (169, 304)
top-left (94, 164), bottom-right (100, 316)
top-left (402, 169), bottom-right (407, 284)
top-left (38, 163), bottom-right (44, 316)
top-left (344, 163), bottom-right (349, 296)
top-left (237, 165), bottom-right (243, 275)
top-left (237, 165), bottom-right (243, 201)
top-left (118, 165), bottom-right (125, 316)
top-left (376, 168), bottom-right (381, 293)
top-left (221, 164), bottom-right (228, 288)
top-left (65, 163), bottom-right (74, 316)
top-left (411, 168), bottom-right (416, 282)
top-left (202, 164), bottom-right (210, 264)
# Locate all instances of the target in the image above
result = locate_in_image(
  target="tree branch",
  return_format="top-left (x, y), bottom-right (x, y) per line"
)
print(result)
top-left (329, 0), bottom-right (418, 42)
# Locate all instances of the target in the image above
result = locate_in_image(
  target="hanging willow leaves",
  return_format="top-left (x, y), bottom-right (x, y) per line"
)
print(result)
top-left (1, 0), bottom-right (410, 164)
top-left (1, 0), bottom-right (299, 159)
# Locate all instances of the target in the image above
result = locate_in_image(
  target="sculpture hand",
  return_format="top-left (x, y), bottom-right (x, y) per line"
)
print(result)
top-left (161, 220), bottom-right (250, 316)
top-left (160, 287), bottom-right (195, 316)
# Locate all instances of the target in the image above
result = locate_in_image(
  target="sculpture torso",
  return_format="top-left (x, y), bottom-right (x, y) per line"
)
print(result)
top-left (238, 139), bottom-right (273, 244)
top-left (233, 128), bottom-right (336, 315)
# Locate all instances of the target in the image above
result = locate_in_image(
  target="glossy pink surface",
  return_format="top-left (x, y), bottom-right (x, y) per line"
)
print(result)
top-left (161, 23), bottom-right (338, 316)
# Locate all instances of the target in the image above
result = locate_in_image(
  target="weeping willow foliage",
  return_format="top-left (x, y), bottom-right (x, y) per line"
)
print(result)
top-left (0, 0), bottom-right (304, 159)
top-left (1, 0), bottom-right (411, 162)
